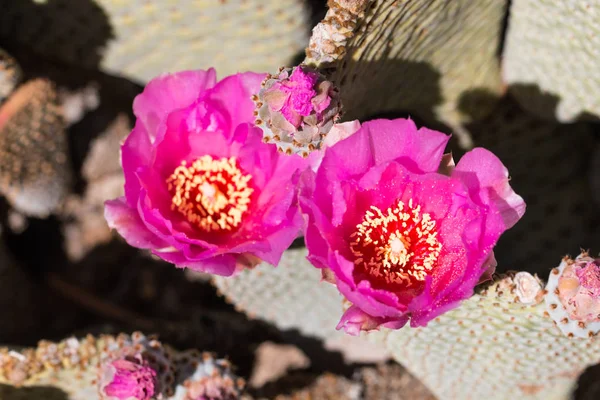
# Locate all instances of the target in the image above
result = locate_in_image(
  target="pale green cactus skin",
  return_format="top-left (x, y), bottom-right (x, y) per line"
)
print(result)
top-left (0, 0), bottom-right (310, 82)
top-left (368, 268), bottom-right (600, 400)
top-left (213, 247), bottom-right (600, 399)
top-left (212, 248), bottom-right (390, 363)
top-left (0, 332), bottom-right (245, 400)
top-left (305, 0), bottom-right (507, 148)
top-left (503, 0), bottom-right (600, 122)
top-left (213, 248), bottom-right (345, 341)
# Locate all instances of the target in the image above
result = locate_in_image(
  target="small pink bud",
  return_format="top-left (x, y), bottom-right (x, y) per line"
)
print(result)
top-left (557, 256), bottom-right (600, 322)
top-left (545, 253), bottom-right (600, 338)
top-left (255, 65), bottom-right (341, 157)
top-left (102, 358), bottom-right (156, 400)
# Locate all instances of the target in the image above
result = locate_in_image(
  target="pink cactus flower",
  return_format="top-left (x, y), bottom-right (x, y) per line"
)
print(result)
top-left (298, 118), bottom-right (526, 334)
top-left (102, 359), bottom-right (156, 400)
top-left (105, 69), bottom-right (308, 276)
top-left (558, 255), bottom-right (600, 322)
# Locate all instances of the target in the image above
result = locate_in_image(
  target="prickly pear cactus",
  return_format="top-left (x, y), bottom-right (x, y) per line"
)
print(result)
top-left (212, 248), bottom-right (389, 362)
top-left (213, 244), bottom-right (600, 399)
top-left (305, 0), bottom-right (507, 148)
top-left (0, 0), bottom-right (310, 82)
top-left (0, 332), bottom-right (245, 400)
top-left (503, 0), bottom-right (600, 122)
top-left (367, 258), bottom-right (600, 400)
top-left (0, 76), bottom-right (70, 217)
top-left (213, 248), bottom-right (344, 340)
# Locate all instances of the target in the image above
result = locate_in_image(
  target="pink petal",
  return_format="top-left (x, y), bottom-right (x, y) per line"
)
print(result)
top-left (321, 118), bottom-right (450, 182)
top-left (322, 120), bottom-right (361, 149)
top-left (206, 72), bottom-right (266, 131)
top-left (331, 253), bottom-right (407, 318)
top-left (156, 251), bottom-right (238, 276)
top-left (133, 69), bottom-right (217, 142)
top-left (336, 305), bottom-right (408, 336)
top-left (121, 121), bottom-right (153, 207)
top-left (453, 148), bottom-right (526, 229)
top-left (104, 197), bottom-right (168, 250)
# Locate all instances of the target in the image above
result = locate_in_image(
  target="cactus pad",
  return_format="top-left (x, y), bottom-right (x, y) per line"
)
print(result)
top-left (0, 332), bottom-right (245, 400)
top-left (503, 0), bottom-right (600, 122)
top-left (213, 248), bottom-right (345, 340)
top-left (0, 78), bottom-right (70, 216)
top-left (0, 0), bottom-right (310, 82)
top-left (368, 268), bottom-right (600, 400)
top-left (305, 0), bottom-right (507, 148)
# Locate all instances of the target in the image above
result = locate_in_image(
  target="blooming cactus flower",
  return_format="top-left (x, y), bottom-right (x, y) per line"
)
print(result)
top-left (299, 118), bottom-right (525, 334)
top-left (101, 358), bottom-right (156, 400)
top-left (105, 69), bottom-right (308, 276)
top-left (255, 65), bottom-right (341, 157)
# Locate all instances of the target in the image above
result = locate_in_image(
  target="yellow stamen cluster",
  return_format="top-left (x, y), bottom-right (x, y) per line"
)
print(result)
top-left (166, 156), bottom-right (253, 232)
top-left (350, 199), bottom-right (442, 287)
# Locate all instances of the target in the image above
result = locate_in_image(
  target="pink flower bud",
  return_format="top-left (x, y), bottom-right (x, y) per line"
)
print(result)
top-left (256, 65), bottom-right (341, 157)
top-left (102, 358), bottom-right (156, 400)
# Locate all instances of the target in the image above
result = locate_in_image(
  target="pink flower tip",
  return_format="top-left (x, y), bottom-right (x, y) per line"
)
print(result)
top-left (102, 359), bottom-right (156, 400)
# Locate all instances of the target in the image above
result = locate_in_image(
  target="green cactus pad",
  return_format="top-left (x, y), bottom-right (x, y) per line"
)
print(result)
top-left (503, 0), bottom-right (600, 122)
top-left (0, 0), bottom-right (310, 82)
top-left (368, 269), bottom-right (600, 400)
top-left (305, 0), bottom-right (507, 148)
top-left (213, 248), bottom-right (345, 340)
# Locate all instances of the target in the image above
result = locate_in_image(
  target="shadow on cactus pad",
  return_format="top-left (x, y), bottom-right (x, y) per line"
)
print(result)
top-left (0, 0), bottom-right (114, 69)
top-left (0, 384), bottom-right (68, 400)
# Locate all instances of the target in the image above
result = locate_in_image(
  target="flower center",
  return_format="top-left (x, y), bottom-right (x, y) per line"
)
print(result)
top-left (350, 199), bottom-right (442, 288)
top-left (166, 156), bottom-right (253, 232)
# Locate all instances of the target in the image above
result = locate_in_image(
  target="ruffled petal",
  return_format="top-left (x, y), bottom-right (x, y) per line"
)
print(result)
top-left (121, 120), bottom-right (154, 207)
top-left (453, 148), bottom-right (526, 229)
top-left (330, 253), bottom-right (408, 318)
top-left (206, 72), bottom-right (267, 132)
top-left (336, 305), bottom-right (409, 336)
top-left (104, 197), bottom-right (168, 250)
top-left (321, 118), bottom-right (450, 181)
top-left (155, 251), bottom-right (238, 276)
top-left (133, 69), bottom-right (217, 142)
